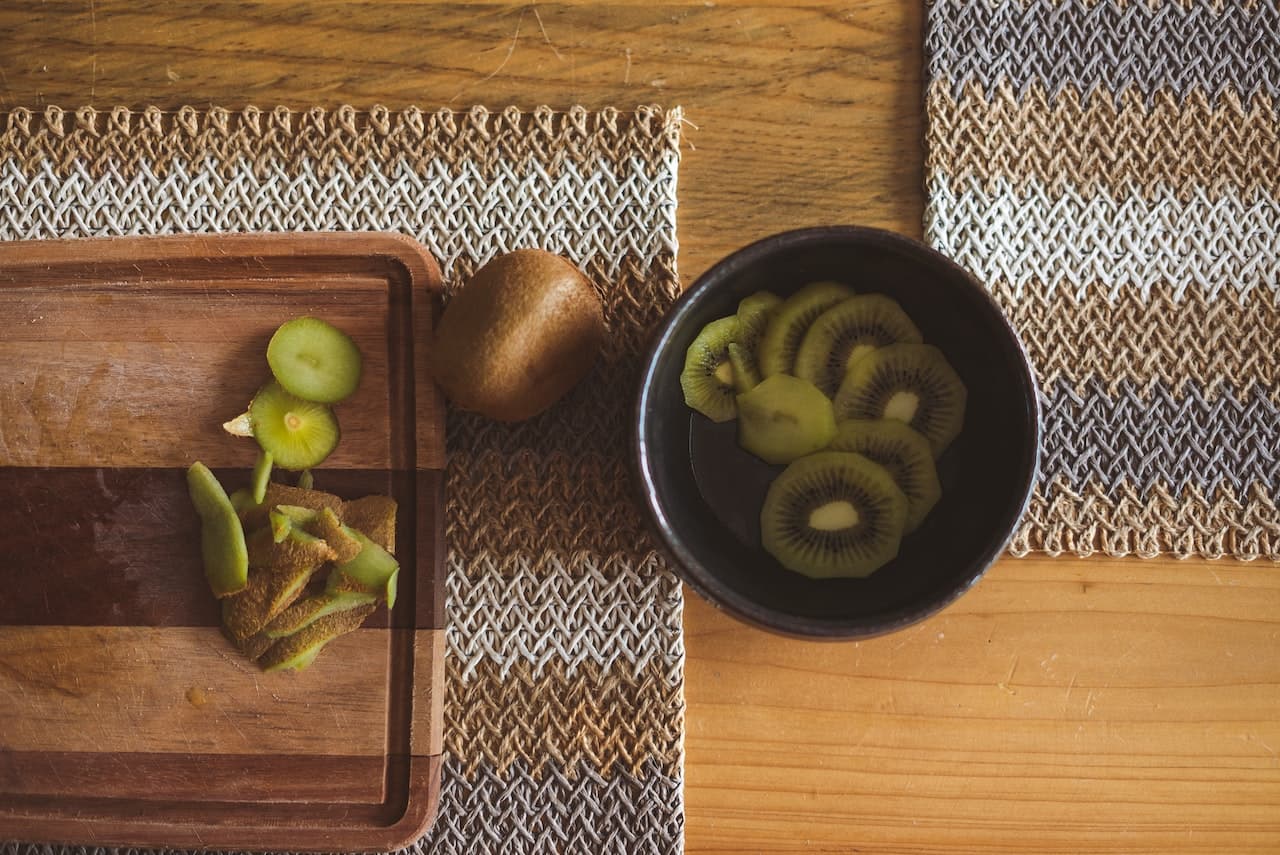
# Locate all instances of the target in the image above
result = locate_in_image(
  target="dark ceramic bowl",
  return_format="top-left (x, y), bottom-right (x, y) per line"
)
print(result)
top-left (634, 226), bottom-right (1040, 639)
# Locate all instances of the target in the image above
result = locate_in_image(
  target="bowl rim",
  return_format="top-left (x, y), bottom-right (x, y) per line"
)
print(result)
top-left (633, 224), bottom-right (1043, 640)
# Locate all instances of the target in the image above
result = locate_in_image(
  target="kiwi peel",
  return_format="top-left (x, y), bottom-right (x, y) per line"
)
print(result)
top-left (259, 603), bottom-right (377, 673)
top-left (186, 463), bottom-right (249, 598)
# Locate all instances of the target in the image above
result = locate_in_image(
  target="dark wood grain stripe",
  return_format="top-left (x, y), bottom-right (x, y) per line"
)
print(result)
top-left (0, 466), bottom-right (438, 628)
top-left (0, 751), bottom-right (390, 803)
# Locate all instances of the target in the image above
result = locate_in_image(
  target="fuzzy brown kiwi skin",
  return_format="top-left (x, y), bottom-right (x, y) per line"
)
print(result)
top-left (432, 250), bottom-right (605, 422)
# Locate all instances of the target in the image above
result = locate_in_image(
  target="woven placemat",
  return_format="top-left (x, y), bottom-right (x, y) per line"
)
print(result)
top-left (925, 0), bottom-right (1280, 560)
top-left (0, 104), bottom-right (685, 854)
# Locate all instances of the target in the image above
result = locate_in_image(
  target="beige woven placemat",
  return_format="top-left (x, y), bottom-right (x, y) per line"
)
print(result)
top-left (0, 104), bottom-right (686, 854)
top-left (926, 0), bottom-right (1280, 560)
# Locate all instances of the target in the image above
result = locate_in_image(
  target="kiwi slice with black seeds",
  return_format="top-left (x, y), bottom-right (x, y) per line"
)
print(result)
top-left (793, 295), bottom-right (923, 398)
top-left (267, 316), bottom-right (363, 404)
top-left (761, 451), bottom-right (908, 579)
top-left (829, 419), bottom-right (941, 532)
top-left (731, 291), bottom-right (782, 391)
top-left (680, 316), bottom-right (741, 422)
top-left (833, 344), bottom-right (967, 457)
top-left (757, 281), bottom-right (854, 378)
top-left (249, 381), bottom-right (341, 471)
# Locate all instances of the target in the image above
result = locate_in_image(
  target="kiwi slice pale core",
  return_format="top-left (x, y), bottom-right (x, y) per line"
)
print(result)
top-left (833, 344), bottom-right (967, 457)
top-left (680, 316), bottom-right (741, 422)
top-left (736, 374), bottom-right (837, 465)
top-left (267, 316), bottom-right (363, 404)
top-left (793, 295), bottom-right (924, 398)
top-left (249, 381), bottom-right (341, 471)
top-left (829, 419), bottom-right (941, 532)
top-left (757, 281), bottom-right (854, 378)
top-left (761, 451), bottom-right (908, 579)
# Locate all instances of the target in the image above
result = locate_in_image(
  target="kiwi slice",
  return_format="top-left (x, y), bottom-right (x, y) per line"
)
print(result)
top-left (761, 451), bottom-right (908, 579)
top-left (829, 419), bottom-right (941, 532)
top-left (680, 316), bottom-right (741, 422)
top-left (249, 381), bottom-right (341, 471)
top-left (267, 316), bottom-right (363, 404)
top-left (731, 291), bottom-right (782, 392)
top-left (833, 344), bottom-right (967, 456)
top-left (793, 295), bottom-right (924, 398)
top-left (757, 281), bottom-right (854, 378)
top-left (186, 462), bottom-right (249, 598)
top-left (736, 374), bottom-right (837, 464)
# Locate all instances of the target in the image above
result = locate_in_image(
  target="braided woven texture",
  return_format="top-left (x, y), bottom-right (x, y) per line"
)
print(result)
top-left (0, 104), bottom-right (685, 854)
top-left (926, 0), bottom-right (1280, 559)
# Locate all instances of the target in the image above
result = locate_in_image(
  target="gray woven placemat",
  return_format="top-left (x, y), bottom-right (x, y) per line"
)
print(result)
top-left (0, 103), bottom-right (685, 854)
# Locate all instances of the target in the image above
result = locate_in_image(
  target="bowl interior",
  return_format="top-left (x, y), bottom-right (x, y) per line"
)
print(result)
top-left (637, 228), bottom-right (1040, 637)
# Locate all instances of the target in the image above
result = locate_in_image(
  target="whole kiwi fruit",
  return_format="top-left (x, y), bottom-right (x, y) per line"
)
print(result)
top-left (431, 249), bottom-right (605, 421)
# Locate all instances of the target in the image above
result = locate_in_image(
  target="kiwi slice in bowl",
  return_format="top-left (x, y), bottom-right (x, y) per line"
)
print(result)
top-left (249, 381), bottom-right (341, 471)
top-left (731, 291), bottom-right (782, 392)
top-left (761, 451), bottom-right (908, 579)
top-left (829, 419), bottom-right (941, 532)
top-left (793, 295), bottom-right (923, 398)
top-left (267, 316), bottom-right (363, 404)
top-left (757, 281), bottom-right (854, 378)
top-left (736, 374), bottom-right (837, 464)
top-left (833, 344), bottom-right (967, 456)
top-left (680, 316), bottom-right (741, 422)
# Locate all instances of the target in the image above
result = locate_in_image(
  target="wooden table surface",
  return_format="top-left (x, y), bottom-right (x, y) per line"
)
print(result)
top-left (4, 2), bottom-right (1279, 852)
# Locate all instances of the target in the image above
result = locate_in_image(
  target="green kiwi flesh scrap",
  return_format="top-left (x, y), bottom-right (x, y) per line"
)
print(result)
top-left (761, 451), bottom-right (908, 579)
top-left (680, 316), bottom-right (741, 422)
top-left (267, 316), bottom-right (364, 404)
top-left (731, 291), bottom-right (782, 391)
top-left (186, 462), bottom-right (249, 598)
top-left (829, 419), bottom-right (941, 532)
top-left (736, 374), bottom-right (838, 465)
top-left (756, 281), bottom-right (854, 378)
top-left (833, 343), bottom-right (967, 457)
top-left (248, 381), bottom-right (341, 471)
top-left (793, 295), bottom-right (923, 398)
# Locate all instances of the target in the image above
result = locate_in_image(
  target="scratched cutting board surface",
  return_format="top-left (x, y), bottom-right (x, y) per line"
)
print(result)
top-left (0, 232), bottom-right (446, 852)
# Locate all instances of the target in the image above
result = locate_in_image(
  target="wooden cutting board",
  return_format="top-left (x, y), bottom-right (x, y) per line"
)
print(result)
top-left (0, 232), bottom-right (446, 852)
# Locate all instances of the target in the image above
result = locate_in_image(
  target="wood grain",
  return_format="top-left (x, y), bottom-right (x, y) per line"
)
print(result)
top-left (0, 233), bottom-right (447, 850)
top-left (3, 3), bottom-right (1279, 853)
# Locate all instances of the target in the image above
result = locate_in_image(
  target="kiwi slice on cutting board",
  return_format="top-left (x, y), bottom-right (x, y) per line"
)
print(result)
top-left (793, 295), bottom-right (924, 398)
top-left (731, 291), bottom-right (782, 392)
top-left (267, 316), bottom-right (363, 404)
top-left (757, 281), bottom-right (854, 378)
top-left (680, 316), bottom-right (741, 422)
top-left (761, 451), bottom-right (908, 579)
top-left (829, 419), bottom-right (941, 532)
top-left (249, 381), bottom-right (341, 471)
top-left (833, 344), bottom-right (967, 457)
top-left (736, 374), bottom-right (837, 464)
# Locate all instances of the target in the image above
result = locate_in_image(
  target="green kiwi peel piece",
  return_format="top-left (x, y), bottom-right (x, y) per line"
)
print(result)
top-left (680, 316), bottom-right (741, 422)
top-left (311, 507), bottom-right (362, 563)
top-left (297, 469), bottom-right (315, 490)
top-left (251, 450), bottom-right (274, 504)
top-left (326, 528), bottom-right (400, 608)
top-left (342, 495), bottom-right (398, 553)
top-left (263, 590), bottom-right (378, 639)
top-left (259, 603), bottom-right (377, 672)
top-left (735, 374), bottom-right (837, 465)
top-left (186, 462), bottom-right (249, 598)
top-left (246, 525), bottom-right (336, 572)
top-left (757, 281), bottom-right (853, 378)
top-left (833, 343), bottom-right (967, 456)
top-left (267, 316), bottom-right (364, 404)
top-left (221, 559), bottom-right (326, 641)
top-left (761, 451), bottom-right (908, 579)
top-left (793, 295), bottom-right (924, 398)
top-left (829, 419), bottom-right (942, 532)
top-left (248, 381), bottom-right (341, 471)
top-left (268, 509), bottom-right (293, 544)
